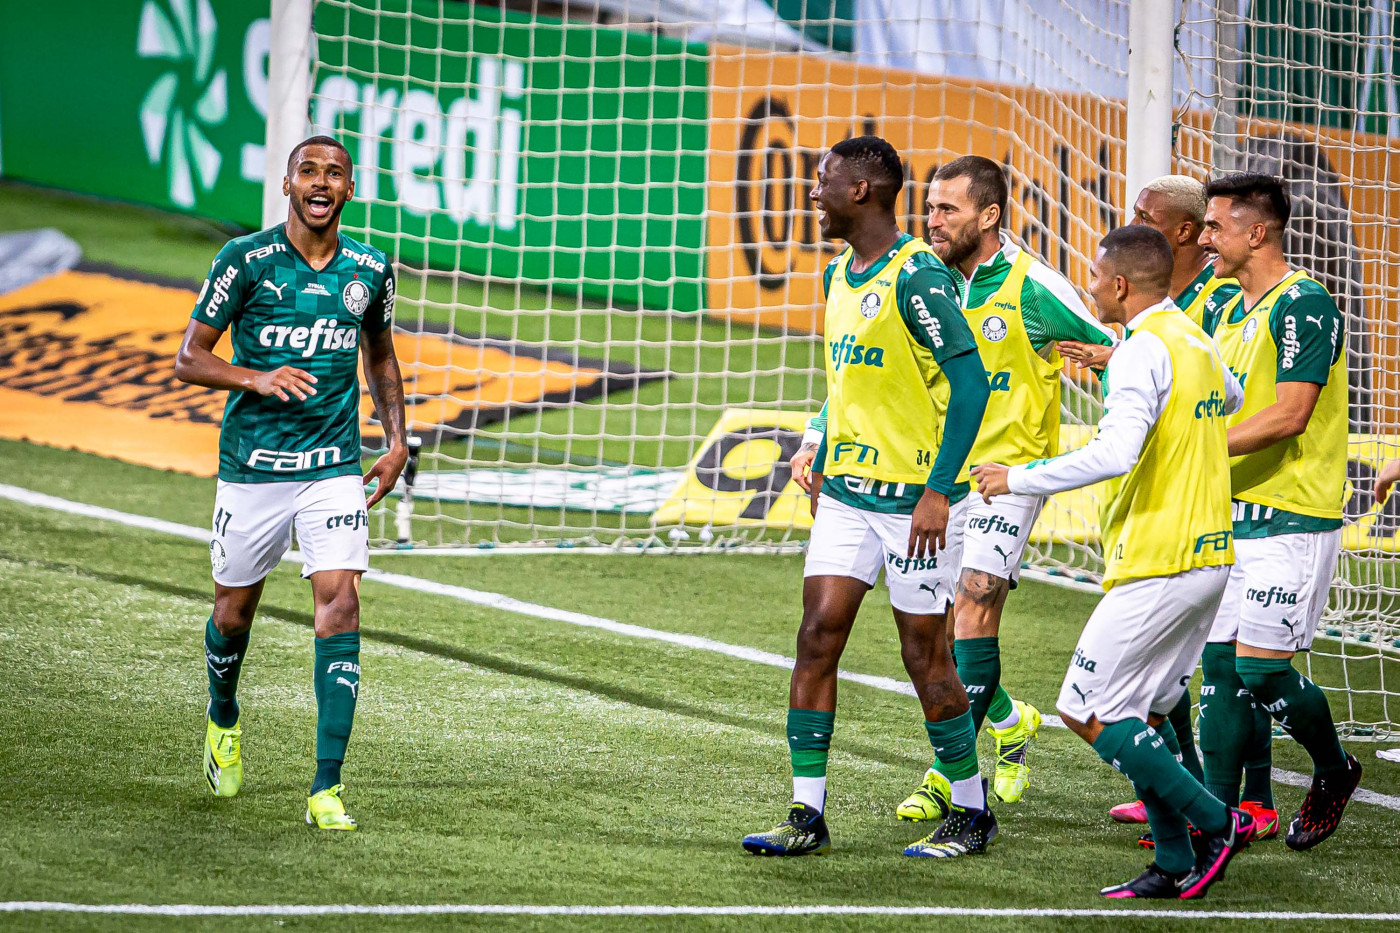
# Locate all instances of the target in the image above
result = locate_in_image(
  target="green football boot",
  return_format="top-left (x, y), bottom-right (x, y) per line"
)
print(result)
top-left (989, 700), bottom-right (1041, 803)
top-left (203, 716), bottom-right (243, 797)
top-left (306, 784), bottom-right (358, 831)
top-left (896, 767), bottom-right (952, 822)
top-left (741, 804), bottom-right (830, 856)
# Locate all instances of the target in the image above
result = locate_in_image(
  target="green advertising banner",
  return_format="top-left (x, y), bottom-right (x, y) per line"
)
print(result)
top-left (0, 0), bottom-right (269, 227)
top-left (312, 0), bottom-right (710, 312)
top-left (0, 0), bottom-right (710, 310)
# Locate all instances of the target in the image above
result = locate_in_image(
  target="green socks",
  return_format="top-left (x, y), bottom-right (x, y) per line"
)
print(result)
top-left (1136, 783), bottom-right (1194, 875)
top-left (205, 615), bottom-right (249, 729)
top-left (1242, 698), bottom-right (1276, 808)
top-left (1165, 690), bottom-right (1204, 784)
top-left (953, 638), bottom-right (1001, 731)
top-left (1094, 719), bottom-right (1229, 837)
top-left (924, 712), bottom-right (979, 782)
top-left (1199, 642), bottom-right (1251, 806)
top-left (312, 632), bottom-right (361, 794)
top-left (1237, 656), bottom-right (1348, 777)
top-left (788, 708), bottom-right (834, 812)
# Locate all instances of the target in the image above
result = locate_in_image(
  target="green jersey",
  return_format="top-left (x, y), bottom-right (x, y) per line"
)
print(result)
top-left (1221, 276), bottom-right (1345, 538)
top-left (191, 225), bottom-right (395, 484)
top-left (1179, 264), bottom-right (1241, 335)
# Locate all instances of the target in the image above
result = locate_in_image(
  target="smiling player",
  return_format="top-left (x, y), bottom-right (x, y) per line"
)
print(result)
top-left (174, 135), bottom-right (407, 831)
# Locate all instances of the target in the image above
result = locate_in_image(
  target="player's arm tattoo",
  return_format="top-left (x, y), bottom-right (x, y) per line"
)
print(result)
top-left (957, 569), bottom-right (1009, 607)
top-left (362, 327), bottom-right (408, 448)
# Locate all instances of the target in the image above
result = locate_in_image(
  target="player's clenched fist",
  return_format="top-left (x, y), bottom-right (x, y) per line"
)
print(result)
top-left (971, 462), bottom-right (1011, 499)
top-left (790, 442), bottom-right (818, 492)
top-left (252, 366), bottom-right (319, 402)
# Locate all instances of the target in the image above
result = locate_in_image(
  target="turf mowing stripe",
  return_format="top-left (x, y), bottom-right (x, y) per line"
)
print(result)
top-left (3, 482), bottom-right (1399, 817)
top-left (3, 902), bottom-right (1400, 920)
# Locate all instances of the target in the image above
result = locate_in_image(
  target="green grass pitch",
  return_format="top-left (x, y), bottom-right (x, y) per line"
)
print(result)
top-left (2, 184), bottom-right (1400, 932)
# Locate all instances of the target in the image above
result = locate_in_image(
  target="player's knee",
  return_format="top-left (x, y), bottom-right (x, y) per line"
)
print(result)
top-left (1236, 667), bottom-right (1284, 703)
top-left (314, 588), bottom-right (361, 636)
top-left (211, 598), bottom-right (256, 636)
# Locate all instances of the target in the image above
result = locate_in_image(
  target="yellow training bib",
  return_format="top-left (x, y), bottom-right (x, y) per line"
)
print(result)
top-left (1180, 272), bottom-right (1238, 330)
top-left (1214, 270), bottom-right (1347, 520)
top-left (1099, 307), bottom-right (1235, 589)
top-left (823, 239), bottom-right (948, 485)
top-left (959, 251), bottom-right (1063, 480)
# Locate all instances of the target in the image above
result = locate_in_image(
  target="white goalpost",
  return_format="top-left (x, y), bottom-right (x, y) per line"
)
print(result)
top-left (261, 0), bottom-right (1400, 737)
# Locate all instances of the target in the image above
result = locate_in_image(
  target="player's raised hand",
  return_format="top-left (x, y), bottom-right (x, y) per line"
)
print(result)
top-left (908, 488), bottom-right (949, 560)
top-left (791, 442), bottom-right (818, 492)
top-left (1057, 340), bottom-right (1113, 371)
top-left (363, 443), bottom-right (409, 509)
top-left (972, 462), bottom-right (1011, 500)
top-left (252, 366), bottom-right (318, 402)
top-left (1376, 459), bottom-right (1400, 505)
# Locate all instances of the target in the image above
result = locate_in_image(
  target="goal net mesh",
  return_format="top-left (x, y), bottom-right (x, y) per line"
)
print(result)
top-left (1176, 0), bottom-right (1400, 737)
top-left (307, 0), bottom-right (1397, 733)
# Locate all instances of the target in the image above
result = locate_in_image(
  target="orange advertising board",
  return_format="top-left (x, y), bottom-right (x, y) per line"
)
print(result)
top-left (0, 269), bottom-right (639, 476)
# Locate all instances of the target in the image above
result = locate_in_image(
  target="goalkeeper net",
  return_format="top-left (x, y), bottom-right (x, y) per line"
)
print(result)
top-left (304, 0), bottom-right (1400, 735)
top-left (310, 0), bottom-right (1127, 569)
top-left (1175, 0), bottom-right (1400, 737)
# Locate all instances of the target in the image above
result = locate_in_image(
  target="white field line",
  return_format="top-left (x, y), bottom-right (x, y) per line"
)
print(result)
top-left (2, 483), bottom-right (1398, 815)
top-left (3, 902), bottom-right (1400, 920)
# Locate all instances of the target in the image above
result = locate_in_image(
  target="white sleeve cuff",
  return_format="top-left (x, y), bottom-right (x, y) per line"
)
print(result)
top-left (1006, 464), bottom-right (1030, 495)
top-left (802, 427), bottom-right (824, 448)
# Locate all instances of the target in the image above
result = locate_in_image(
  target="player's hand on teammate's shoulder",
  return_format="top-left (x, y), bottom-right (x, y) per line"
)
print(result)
top-left (791, 442), bottom-right (818, 493)
top-left (1057, 340), bottom-right (1112, 371)
top-left (363, 443), bottom-right (410, 509)
top-left (972, 462), bottom-right (1011, 499)
top-left (908, 488), bottom-right (949, 559)
top-left (1375, 459), bottom-right (1400, 505)
top-left (251, 366), bottom-right (318, 402)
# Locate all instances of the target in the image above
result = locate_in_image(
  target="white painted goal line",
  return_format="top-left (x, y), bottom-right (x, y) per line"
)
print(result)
top-left (2, 902), bottom-right (1400, 920)
top-left (1, 482), bottom-right (1398, 817)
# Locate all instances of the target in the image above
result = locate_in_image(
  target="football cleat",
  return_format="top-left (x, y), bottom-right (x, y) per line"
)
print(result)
top-left (1285, 754), bottom-right (1362, 851)
top-left (741, 803), bottom-right (830, 856)
top-left (1240, 800), bottom-right (1280, 840)
top-left (306, 784), bottom-right (358, 831)
top-left (1137, 825), bottom-right (1203, 850)
top-left (1101, 862), bottom-right (1191, 899)
top-left (988, 700), bottom-right (1041, 803)
top-left (903, 801), bottom-right (998, 858)
top-left (896, 767), bottom-right (952, 822)
top-left (1179, 808), bottom-right (1254, 899)
top-left (203, 716), bottom-right (243, 797)
top-left (1110, 799), bottom-right (1149, 824)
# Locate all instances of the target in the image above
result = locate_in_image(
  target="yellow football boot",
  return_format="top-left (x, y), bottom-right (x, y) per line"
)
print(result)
top-left (896, 767), bottom-right (952, 822)
top-left (989, 700), bottom-right (1042, 803)
top-left (306, 784), bottom-right (358, 831)
top-left (203, 717), bottom-right (243, 797)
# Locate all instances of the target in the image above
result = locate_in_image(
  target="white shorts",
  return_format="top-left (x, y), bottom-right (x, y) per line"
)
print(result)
top-left (1207, 530), bottom-right (1341, 652)
top-left (958, 492), bottom-right (1043, 585)
top-left (804, 493), bottom-right (968, 613)
top-left (210, 475), bottom-right (370, 587)
top-left (1057, 565), bottom-right (1230, 725)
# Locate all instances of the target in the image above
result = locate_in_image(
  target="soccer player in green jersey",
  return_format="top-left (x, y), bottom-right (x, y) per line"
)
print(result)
top-left (792, 156), bottom-right (1116, 816)
top-left (742, 136), bottom-right (993, 859)
top-left (1196, 173), bottom-right (1360, 851)
top-left (175, 136), bottom-right (408, 831)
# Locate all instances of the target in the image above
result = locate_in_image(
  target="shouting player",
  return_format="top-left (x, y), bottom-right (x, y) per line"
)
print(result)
top-left (742, 136), bottom-right (993, 858)
top-left (1059, 175), bottom-right (1252, 828)
top-left (1197, 172), bottom-right (1361, 850)
top-left (793, 155), bottom-right (1116, 816)
top-left (975, 226), bottom-right (1253, 899)
top-left (175, 136), bottom-right (407, 831)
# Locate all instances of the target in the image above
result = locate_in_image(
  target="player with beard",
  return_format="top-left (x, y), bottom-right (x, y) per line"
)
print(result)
top-left (175, 136), bottom-right (407, 831)
top-left (742, 136), bottom-right (994, 859)
top-left (792, 156), bottom-right (1115, 817)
